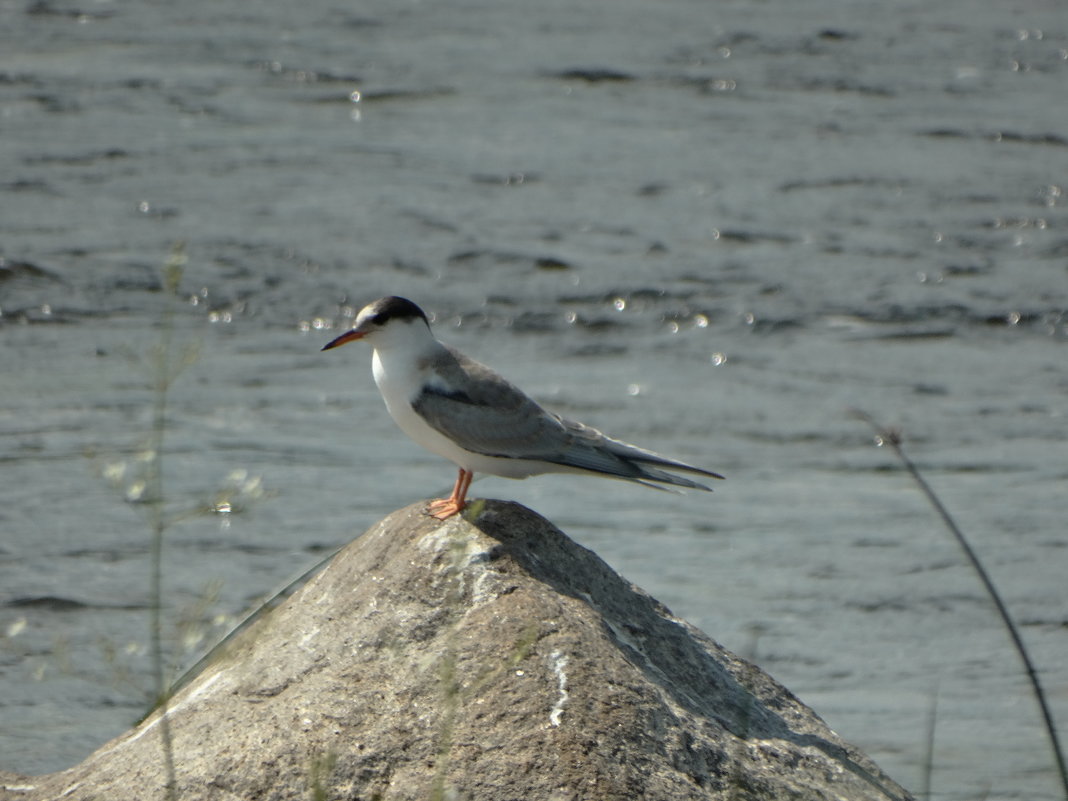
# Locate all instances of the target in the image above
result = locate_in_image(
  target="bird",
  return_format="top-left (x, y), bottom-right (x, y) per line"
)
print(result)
top-left (322, 296), bottom-right (723, 519)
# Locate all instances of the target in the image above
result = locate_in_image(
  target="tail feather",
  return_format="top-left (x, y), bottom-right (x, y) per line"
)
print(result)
top-left (620, 447), bottom-right (725, 482)
top-left (627, 461), bottom-right (718, 491)
top-left (546, 416), bottom-right (724, 490)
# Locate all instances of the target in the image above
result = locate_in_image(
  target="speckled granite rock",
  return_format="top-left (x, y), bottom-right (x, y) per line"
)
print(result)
top-left (1, 501), bottom-right (912, 801)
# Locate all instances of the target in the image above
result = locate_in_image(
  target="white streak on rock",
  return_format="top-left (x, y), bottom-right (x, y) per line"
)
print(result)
top-left (548, 649), bottom-right (569, 727)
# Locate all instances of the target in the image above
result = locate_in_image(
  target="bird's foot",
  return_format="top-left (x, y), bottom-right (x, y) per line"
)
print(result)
top-left (427, 498), bottom-right (466, 520)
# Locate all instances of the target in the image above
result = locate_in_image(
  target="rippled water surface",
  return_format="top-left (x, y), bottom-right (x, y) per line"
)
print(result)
top-left (2, 1), bottom-right (1066, 798)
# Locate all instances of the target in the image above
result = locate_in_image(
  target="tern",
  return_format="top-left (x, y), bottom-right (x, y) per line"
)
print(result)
top-left (322, 296), bottom-right (723, 519)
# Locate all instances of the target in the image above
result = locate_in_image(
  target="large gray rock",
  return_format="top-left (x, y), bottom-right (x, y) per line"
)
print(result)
top-left (1, 501), bottom-right (912, 801)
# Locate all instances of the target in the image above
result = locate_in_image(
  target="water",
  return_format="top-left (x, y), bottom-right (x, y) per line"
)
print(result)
top-left (2, 1), bottom-right (1066, 798)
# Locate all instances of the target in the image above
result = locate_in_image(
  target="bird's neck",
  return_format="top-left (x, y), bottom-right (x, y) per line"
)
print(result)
top-left (371, 338), bottom-right (444, 402)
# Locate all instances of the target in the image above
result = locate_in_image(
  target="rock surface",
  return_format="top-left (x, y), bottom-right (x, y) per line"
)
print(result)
top-left (1, 501), bottom-right (913, 801)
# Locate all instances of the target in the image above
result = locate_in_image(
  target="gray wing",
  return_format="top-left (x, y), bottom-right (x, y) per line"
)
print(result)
top-left (411, 346), bottom-right (576, 458)
top-left (412, 346), bottom-right (724, 490)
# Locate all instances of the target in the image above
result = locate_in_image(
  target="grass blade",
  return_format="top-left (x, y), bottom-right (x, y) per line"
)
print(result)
top-left (851, 409), bottom-right (1067, 800)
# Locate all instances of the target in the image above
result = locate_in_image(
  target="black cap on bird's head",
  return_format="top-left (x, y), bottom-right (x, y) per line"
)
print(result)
top-left (321, 296), bottom-right (429, 351)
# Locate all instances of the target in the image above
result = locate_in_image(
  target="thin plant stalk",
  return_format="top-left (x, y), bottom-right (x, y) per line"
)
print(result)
top-left (853, 410), bottom-right (1068, 801)
top-left (921, 681), bottom-right (938, 801)
top-left (145, 244), bottom-right (187, 801)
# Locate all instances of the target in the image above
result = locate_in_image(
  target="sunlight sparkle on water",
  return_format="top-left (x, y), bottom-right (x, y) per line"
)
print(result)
top-left (297, 317), bottom-right (330, 333)
top-left (102, 461), bottom-right (126, 485)
top-left (6, 619), bottom-right (26, 638)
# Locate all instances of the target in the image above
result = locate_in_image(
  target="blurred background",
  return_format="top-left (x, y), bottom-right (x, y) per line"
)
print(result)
top-left (1, 0), bottom-right (1066, 798)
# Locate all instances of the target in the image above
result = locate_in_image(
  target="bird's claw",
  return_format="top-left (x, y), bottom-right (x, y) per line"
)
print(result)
top-left (427, 498), bottom-right (466, 520)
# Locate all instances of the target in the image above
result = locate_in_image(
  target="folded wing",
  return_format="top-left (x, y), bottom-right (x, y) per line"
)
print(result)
top-left (412, 347), bottom-right (723, 490)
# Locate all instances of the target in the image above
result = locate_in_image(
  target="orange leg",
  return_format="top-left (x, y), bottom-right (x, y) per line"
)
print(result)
top-left (427, 468), bottom-right (473, 520)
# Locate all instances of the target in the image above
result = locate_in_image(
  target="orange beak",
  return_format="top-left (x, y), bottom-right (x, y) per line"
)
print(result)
top-left (321, 328), bottom-right (366, 351)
